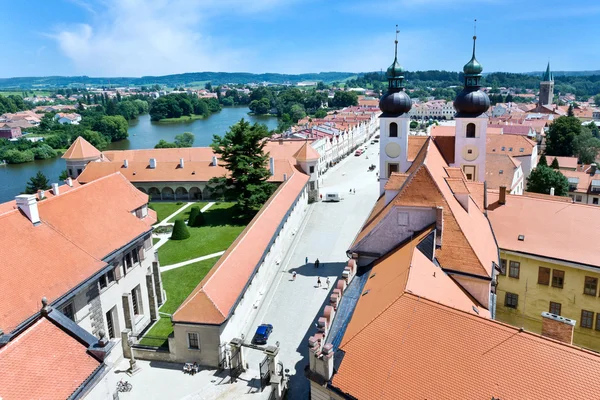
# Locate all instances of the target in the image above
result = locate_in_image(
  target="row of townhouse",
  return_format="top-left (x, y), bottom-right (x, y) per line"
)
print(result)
top-left (409, 99), bottom-right (455, 120)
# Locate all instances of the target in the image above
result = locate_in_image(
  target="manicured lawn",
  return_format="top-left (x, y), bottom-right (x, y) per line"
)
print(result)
top-left (152, 237), bottom-right (160, 245)
top-left (149, 202), bottom-right (186, 223)
top-left (157, 202), bottom-right (245, 266)
top-left (139, 258), bottom-right (218, 347)
top-left (168, 202), bottom-right (208, 223)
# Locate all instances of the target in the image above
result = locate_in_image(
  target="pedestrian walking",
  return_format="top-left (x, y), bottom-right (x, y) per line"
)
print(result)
top-left (305, 256), bottom-right (308, 265)
top-left (315, 258), bottom-right (320, 268)
top-left (353, 188), bottom-right (356, 194)
top-left (317, 277), bottom-right (322, 288)
top-left (292, 271), bottom-right (297, 281)
top-left (326, 277), bottom-right (330, 289)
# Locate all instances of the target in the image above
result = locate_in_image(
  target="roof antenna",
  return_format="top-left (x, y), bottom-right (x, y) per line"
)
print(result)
top-left (394, 25), bottom-right (399, 61)
top-left (472, 19), bottom-right (477, 57)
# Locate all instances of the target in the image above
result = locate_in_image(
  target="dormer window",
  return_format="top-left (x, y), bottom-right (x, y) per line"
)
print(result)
top-left (466, 123), bottom-right (476, 138)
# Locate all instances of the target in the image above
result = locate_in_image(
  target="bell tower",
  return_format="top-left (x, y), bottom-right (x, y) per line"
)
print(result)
top-left (539, 62), bottom-right (554, 106)
top-left (378, 26), bottom-right (412, 195)
top-left (453, 24), bottom-right (490, 183)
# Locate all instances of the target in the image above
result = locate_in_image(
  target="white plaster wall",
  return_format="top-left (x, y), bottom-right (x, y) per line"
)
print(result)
top-left (354, 206), bottom-right (436, 257)
top-left (172, 323), bottom-right (222, 366)
top-left (379, 115), bottom-right (410, 194)
top-left (220, 187), bottom-right (309, 347)
top-left (454, 117), bottom-right (487, 182)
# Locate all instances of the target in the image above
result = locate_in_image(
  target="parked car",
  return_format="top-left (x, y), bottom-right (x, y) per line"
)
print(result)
top-left (354, 150), bottom-right (362, 156)
top-left (252, 324), bottom-right (273, 345)
top-left (374, 139), bottom-right (379, 143)
top-left (370, 140), bottom-right (376, 144)
top-left (325, 192), bottom-right (342, 202)
top-left (375, 134), bottom-right (380, 139)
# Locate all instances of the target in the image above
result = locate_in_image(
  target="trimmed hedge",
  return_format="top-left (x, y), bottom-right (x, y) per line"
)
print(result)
top-left (170, 219), bottom-right (190, 240)
top-left (188, 206), bottom-right (200, 227)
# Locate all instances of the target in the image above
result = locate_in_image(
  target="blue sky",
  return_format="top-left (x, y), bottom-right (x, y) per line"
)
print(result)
top-left (2, 0), bottom-right (599, 78)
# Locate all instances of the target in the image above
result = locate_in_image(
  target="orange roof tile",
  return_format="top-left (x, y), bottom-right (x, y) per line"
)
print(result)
top-left (542, 155), bottom-right (579, 170)
top-left (487, 193), bottom-right (600, 268)
top-left (522, 191), bottom-right (572, 203)
top-left (485, 153), bottom-right (521, 190)
top-left (383, 172), bottom-right (409, 191)
top-left (293, 141), bottom-right (320, 162)
top-left (332, 293), bottom-right (600, 400)
top-left (61, 136), bottom-right (102, 160)
top-left (445, 177), bottom-right (469, 194)
top-left (0, 318), bottom-right (100, 400)
top-left (407, 136), bottom-right (427, 161)
top-left (487, 133), bottom-right (537, 156)
top-left (173, 168), bottom-right (310, 324)
top-left (0, 173), bottom-right (152, 332)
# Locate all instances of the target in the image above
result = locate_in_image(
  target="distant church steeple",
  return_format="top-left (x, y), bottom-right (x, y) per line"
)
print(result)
top-left (539, 62), bottom-right (554, 106)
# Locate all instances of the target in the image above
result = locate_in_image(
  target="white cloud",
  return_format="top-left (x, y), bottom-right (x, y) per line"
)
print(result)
top-left (50, 0), bottom-right (267, 76)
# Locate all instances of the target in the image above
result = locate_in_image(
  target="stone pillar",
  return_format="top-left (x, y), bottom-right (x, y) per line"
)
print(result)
top-left (145, 273), bottom-right (158, 322)
top-left (265, 345), bottom-right (283, 400)
top-left (122, 293), bottom-right (135, 333)
top-left (152, 261), bottom-right (164, 306)
top-left (121, 329), bottom-right (132, 359)
top-left (229, 338), bottom-right (246, 373)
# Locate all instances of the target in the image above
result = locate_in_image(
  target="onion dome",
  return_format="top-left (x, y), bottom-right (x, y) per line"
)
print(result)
top-left (379, 27), bottom-right (412, 116)
top-left (454, 35), bottom-right (490, 117)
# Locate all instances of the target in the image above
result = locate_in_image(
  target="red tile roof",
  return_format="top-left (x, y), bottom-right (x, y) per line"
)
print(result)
top-left (485, 153), bottom-right (521, 190)
top-left (0, 318), bottom-right (100, 400)
top-left (173, 168), bottom-right (310, 324)
top-left (293, 141), bottom-right (320, 162)
top-left (62, 136), bottom-right (102, 160)
top-left (0, 173), bottom-right (152, 332)
top-left (487, 193), bottom-right (600, 268)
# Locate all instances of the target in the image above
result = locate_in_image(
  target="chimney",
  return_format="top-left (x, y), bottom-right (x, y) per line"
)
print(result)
top-left (123, 159), bottom-right (129, 168)
top-left (550, 187), bottom-right (555, 196)
top-left (38, 190), bottom-right (45, 200)
top-left (541, 312), bottom-right (575, 344)
top-left (499, 186), bottom-right (507, 205)
top-left (149, 158), bottom-right (157, 169)
top-left (269, 157), bottom-right (275, 176)
top-left (591, 163), bottom-right (597, 176)
top-left (211, 155), bottom-right (218, 166)
top-left (66, 177), bottom-right (73, 187)
top-left (16, 194), bottom-right (40, 225)
top-left (435, 206), bottom-right (443, 248)
top-left (179, 158), bottom-right (185, 169)
top-left (52, 183), bottom-right (59, 196)
top-left (283, 173), bottom-right (287, 181)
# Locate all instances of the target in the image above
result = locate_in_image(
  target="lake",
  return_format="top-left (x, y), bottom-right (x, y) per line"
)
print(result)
top-left (0, 107), bottom-right (277, 203)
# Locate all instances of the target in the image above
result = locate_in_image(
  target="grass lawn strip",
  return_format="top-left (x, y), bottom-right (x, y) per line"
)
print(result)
top-left (157, 202), bottom-right (244, 266)
top-left (149, 202), bottom-right (187, 223)
top-left (166, 201), bottom-right (208, 223)
top-left (139, 258), bottom-right (217, 347)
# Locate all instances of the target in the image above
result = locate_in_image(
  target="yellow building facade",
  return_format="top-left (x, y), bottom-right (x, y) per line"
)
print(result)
top-left (496, 249), bottom-right (600, 351)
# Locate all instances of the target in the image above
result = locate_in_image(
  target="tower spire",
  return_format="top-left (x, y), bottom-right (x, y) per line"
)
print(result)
top-left (472, 19), bottom-right (477, 59)
top-left (394, 25), bottom-right (399, 61)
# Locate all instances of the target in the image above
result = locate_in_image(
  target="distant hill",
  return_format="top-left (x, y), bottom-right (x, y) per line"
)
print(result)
top-left (524, 70), bottom-right (600, 77)
top-left (0, 72), bottom-right (358, 89)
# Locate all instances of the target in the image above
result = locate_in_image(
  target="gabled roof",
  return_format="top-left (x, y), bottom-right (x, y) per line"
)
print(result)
top-left (62, 136), bottom-right (102, 160)
top-left (487, 133), bottom-right (537, 156)
top-left (0, 318), bottom-right (100, 400)
top-left (352, 138), bottom-right (497, 278)
top-left (0, 173), bottom-right (153, 332)
top-left (173, 168), bottom-right (310, 325)
top-left (383, 172), bottom-right (409, 191)
top-left (293, 141), bottom-right (320, 162)
top-left (485, 153), bottom-right (521, 190)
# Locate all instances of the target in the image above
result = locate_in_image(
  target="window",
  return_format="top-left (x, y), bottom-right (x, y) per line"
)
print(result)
top-left (467, 149), bottom-right (473, 154)
top-left (538, 267), bottom-right (550, 285)
top-left (397, 212), bottom-right (409, 226)
top-left (132, 248), bottom-right (139, 265)
top-left (125, 253), bottom-right (133, 271)
top-left (188, 332), bottom-right (200, 349)
top-left (594, 198), bottom-right (599, 205)
top-left (552, 269), bottom-right (565, 288)
top-left (62, 303), bottom-right (75, 321)
top-left (519, 148), bottom-right (524, 152)
top-left (499, 259), bottom-right (507, 276)
top-left (309, 166), bottom-right (315, 174)
top-left (387, 163), bottom-right (399, 178)
top-left (575, 195), bottom-right (582, 202)
top-left (499, 170), bottom-right (504, 175)
top-left (68, 169), bottom-right (73, 176)
top-left (549, 302), bottom-right (561, 315)
top-left (501, 146), bottom-right (506, 151)
top-left (309, 181), bottom-right (315, 191)
top-left (462, 165), bottom-right (476, 182)
top-left (132, 286), bottom-right (140, 315)
top-left (106, 308), bottom-right (116, 339)
top-left (99, 274), bottom-right (108, 289)
top-left (581, 310), bottom-right (594, 329)
top-left (584, 276), bottom-right (598, 296)
top-left (509, 261), bottom-right (520, 278)
top-left (466, 123), bottom-right (476, 138)
top-left (77, 169), bottom-right (82, 175)
top-left (509, 147), bottom-right (513, 151)
top-left (596, 315), bottom-right (600, 331)
top-left (389, 122), bottom-right (398, 138)
top-left (505, 292), bottom-right (518, 309)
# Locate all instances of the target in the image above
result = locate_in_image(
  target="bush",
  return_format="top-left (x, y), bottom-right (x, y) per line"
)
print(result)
top-left (170, 219), bottom-right (190, 240)
top-left (32, 144), bottom-right (58, 160)
top-left (194, 210), bottom-right (205, 226)
top-left (3, 149), bottom-right (34, 164)
top-left (187, 206), bottom-right (200, 227)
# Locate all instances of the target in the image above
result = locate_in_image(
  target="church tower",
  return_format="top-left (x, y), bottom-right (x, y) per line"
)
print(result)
top-left (453, 32), bottom-right (490, 183)
top-left (539, 62), bottom-right (554, 106)
top-left (378, 28), bottom-right (412, 195)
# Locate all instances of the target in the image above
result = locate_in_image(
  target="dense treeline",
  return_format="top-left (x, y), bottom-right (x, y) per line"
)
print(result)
top-left (149, 93), bottom-right (221, 121)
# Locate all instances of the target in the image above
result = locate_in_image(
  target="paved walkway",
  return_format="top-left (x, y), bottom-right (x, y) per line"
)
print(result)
top-left (243, 140), bottom-right (380, 399)
top-left (160, 251), bottom-right (226, 272)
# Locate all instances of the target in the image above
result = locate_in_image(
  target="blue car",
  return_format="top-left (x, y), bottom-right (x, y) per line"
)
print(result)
top-left (252, 324), bottom-right (273, 345)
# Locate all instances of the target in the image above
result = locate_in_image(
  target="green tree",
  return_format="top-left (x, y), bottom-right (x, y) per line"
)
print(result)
top-left (25, 171), bottom-right (51, 194)
top-left (249, 98), bottom-right (270, 115)
top-left (59, 169), bottom-right (69, 181)
top-left (81, 130), bottom-right (110, 150)
top-left (209, 119), bottom-right (275, 220)
top-left (588, 121), bottom-right (600, 139)
top-left (526, 165), bottom-right (569, 196)
top-left (410, 121), bottom-right (418, 129)
top-left (538, 153), bottom-right (548, 167)
top-left (550, 157), bottom-right (560, 169)
top-left (314, 109), bottom-right (327, 118)
top-left (154, 139), bottom-right (177, 148)
top-left (187, 206), bottom-right (200, 227)
top-left (3, 149), bottom-right (34, 164)
top-left (329, 91), bottom-right (358, 108)
top-left (31, 144), bottom-right (58, 160)
top-left (170, 219), bottom-right (191, 240)
top-left (594, 94), bottom-right (600, 106)
top-left (545, 116), bottom-right (581, 157)
top-left (316, 81), bottom-right (328, 90)
top-left (290, 104), bottom-right (306, 122)
top-left (573, 129), bottom-right (600, 164)
top-left (174, 132), bottom-right (194, 148)
top-left (93, 115), bottom-right (128, 142)
top-left (567, 104), bottom-right (574, 117)
top-left (205, 82), bottom-right (213, 92)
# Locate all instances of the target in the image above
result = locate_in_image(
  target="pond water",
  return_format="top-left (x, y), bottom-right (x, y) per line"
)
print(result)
top-left (0, 107), bottom-right (277, 203)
